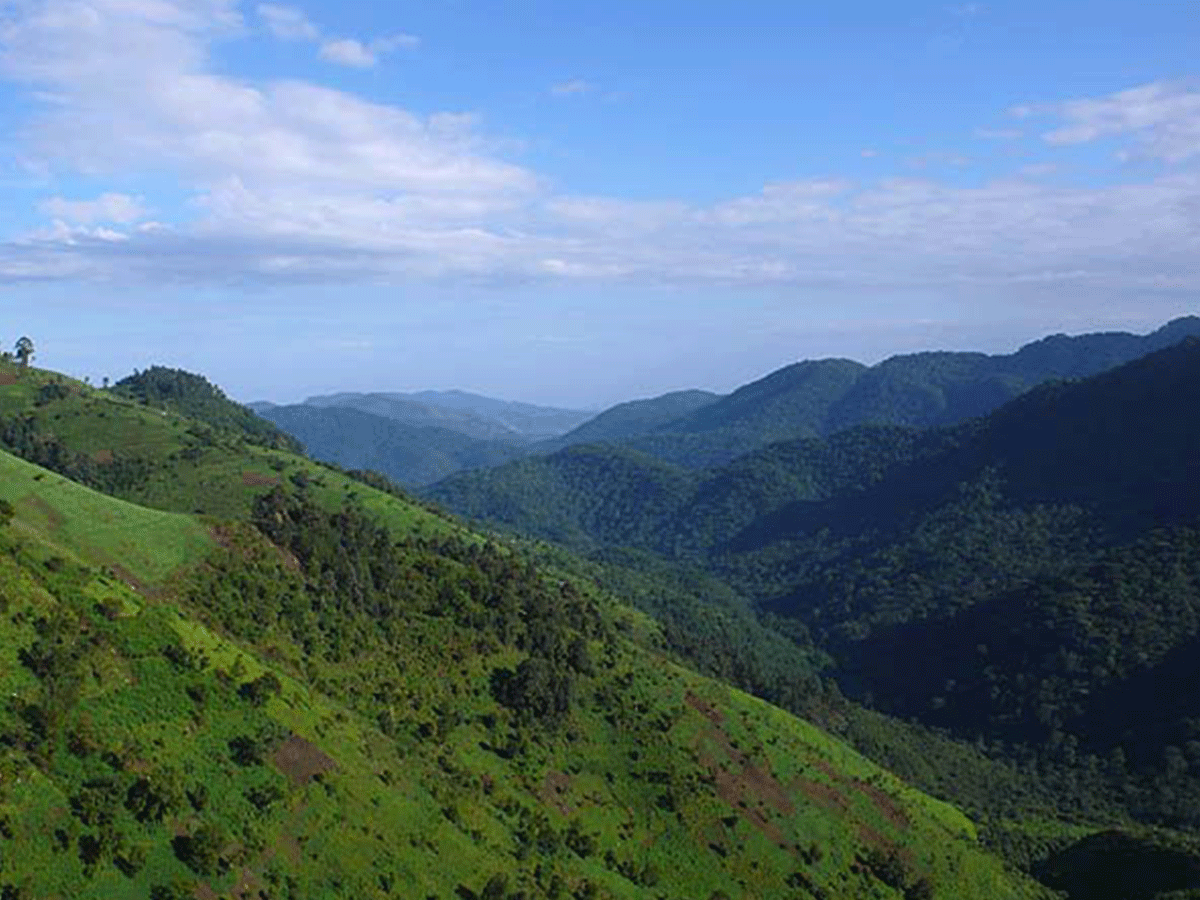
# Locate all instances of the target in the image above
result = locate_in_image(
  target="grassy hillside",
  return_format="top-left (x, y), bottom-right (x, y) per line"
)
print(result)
top-left (0, 362), bottom-right (1056, 898)
top-left (427, 337), bottom-right (1200, 891)
top-left (0, 481), bottom-right (1047, 899)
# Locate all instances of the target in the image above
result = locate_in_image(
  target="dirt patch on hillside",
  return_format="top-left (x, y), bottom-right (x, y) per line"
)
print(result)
top-left (854, 778), bottom-right (910, 829)
top-left (685, 691), bottom-right (725, 727)
top-left (795, 776), bottom-right (850, 816)
top-left (92, 449), bottom-right (114, 464)
top-left (273, 734), bottom-right (337, 786)
top-left (193, 883), bottom-right (219, 900)
top-left (540, 770), bottom-right (573, 816)
top-left (242, 471), bottom-right (281, 488)
top-left (0, 372), bottom-right (17, 386)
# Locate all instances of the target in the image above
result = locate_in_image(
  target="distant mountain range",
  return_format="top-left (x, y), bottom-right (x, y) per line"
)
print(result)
top-left (254, 317), bottom-right (1200, 487)
top-left (251, 390), bottom-right (591, 486)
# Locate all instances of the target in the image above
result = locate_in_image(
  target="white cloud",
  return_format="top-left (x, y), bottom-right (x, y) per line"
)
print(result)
top-left (318, 38), bottom-right (374, 67)
top-left (257, 3), bottom-right (316, 41)
top-left (39, 192), bottom-right (147, 224)
top-left (0, 8), bottom-right (1198, 303)
top-left (1041, 81), bottom-right (1200, 162)
top-left (319, 33), bottom-right (418, 68)
top-left (550, 79), bottom-right (592, 97)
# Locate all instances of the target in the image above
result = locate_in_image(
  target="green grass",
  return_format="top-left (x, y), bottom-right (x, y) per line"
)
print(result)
top-left (0, 360), bottom-right (1062, 899)
top-left (0, 449), bottom-right (214, 586)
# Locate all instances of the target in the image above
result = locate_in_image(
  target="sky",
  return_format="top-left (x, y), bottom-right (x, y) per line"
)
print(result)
top-left (0, 0), bottom-right (1198, 408)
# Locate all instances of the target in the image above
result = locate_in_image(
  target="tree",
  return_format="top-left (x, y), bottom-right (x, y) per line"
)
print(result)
top-left (13, 337), bottom-right (33, 368)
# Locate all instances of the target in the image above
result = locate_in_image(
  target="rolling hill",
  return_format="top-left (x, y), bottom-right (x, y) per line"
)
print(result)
top-left (0, 355), bottom-right (1057, 899)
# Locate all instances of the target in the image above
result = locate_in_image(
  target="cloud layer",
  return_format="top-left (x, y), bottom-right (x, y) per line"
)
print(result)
top-left (1, 0), bottom-right (1198, 297)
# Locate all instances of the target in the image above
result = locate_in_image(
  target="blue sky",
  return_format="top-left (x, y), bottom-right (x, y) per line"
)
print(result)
top-left (1, 1), bottom-right (1198, 407)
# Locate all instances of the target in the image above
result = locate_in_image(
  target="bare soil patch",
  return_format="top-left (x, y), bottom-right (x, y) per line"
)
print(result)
top-left (273, 734), bottom-right (337, 786)
top-left (0, 372), bottom-right (16, 386)
top-left (796, 776), bottom-right (850, 816)
top-left (854, 778), bottom-right (910, 829)
top-left (684, 691), bottom-right (725, 726)
top-left (92, 449), bottom-right (114, 464)
top-left (242, 471), bottom-right (281, 488)
top-left (540, 770), bottom-right (573, 816)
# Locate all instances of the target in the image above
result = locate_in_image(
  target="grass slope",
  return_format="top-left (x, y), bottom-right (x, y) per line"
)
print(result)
top-left (0, 368), bottom-right (1050, 899)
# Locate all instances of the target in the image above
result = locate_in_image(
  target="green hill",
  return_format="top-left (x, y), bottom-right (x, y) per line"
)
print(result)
top-left (541, 389), bottom-right (723, 450)
top-left (0, 357), bottom-right (1053, 899)
top-left (601, 316), bottom-right (1200, 468)
top-left (429, 337), bottom-right (1200, 876)
top-left (109, 366), bottom-right (302, 454)
top-left (255, 403), bottom-right (526, 488)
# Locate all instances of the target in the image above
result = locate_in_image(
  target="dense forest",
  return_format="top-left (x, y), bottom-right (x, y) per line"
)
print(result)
top-left (431, 337), bottom-right (1200, 851)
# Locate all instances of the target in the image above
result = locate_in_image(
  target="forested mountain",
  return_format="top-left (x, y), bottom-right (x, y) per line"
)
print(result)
top-left (403, 389), bottom-right (592, 438)
top-left (254, 403), bottom-right (525, 487)
top-left (259, 318), bottom-right (1200, 487)
top-left (0, 355), bottom-right (1056, 899)
top-left (610, 316), bottom-right (1200, 468)
top-left (432, 336), bottom-right (1200, 860)
top-left (429, 424), bottom-right (930, 556)
top-left (540, 389), bottom-right (723, 449)
top-left (301, 389), bottom-right (588, 441)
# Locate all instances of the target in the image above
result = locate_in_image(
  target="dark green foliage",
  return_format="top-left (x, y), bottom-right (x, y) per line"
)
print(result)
top-left (110, 366), bottom-right (301, 452)
top-left (1035, 831), bottom-right (1200, 900)
top-left (171, 823), bottom-right (228, 876)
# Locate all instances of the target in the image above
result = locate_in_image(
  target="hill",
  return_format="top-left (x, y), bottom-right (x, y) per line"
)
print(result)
top-left (541, 389), bottom-right (723, 450)
top-left (302, 390), bottom-right (589, 442)
top-left (432, 337), bottom-right (1200, 853)
top-left (611, 316), bottom-right (1200, 467)
top-left (403, 389), bottom-right (592, 439)
top-left (108, 366), bottom-right (302, 454)
top-left (254, 403), bottom-right (525, 488)
top-left (0, 355), bottom-right (1054, 899)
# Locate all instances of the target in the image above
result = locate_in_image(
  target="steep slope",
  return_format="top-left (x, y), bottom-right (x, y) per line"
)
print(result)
top-left (709, 339), bottom-right (1200, 827)
top-left (0, 384), bottom-right (1053, 899)
top-left (255, 403), bottom-right (525, 487)
top-left (432, 337), bottom-right (1200, 856)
